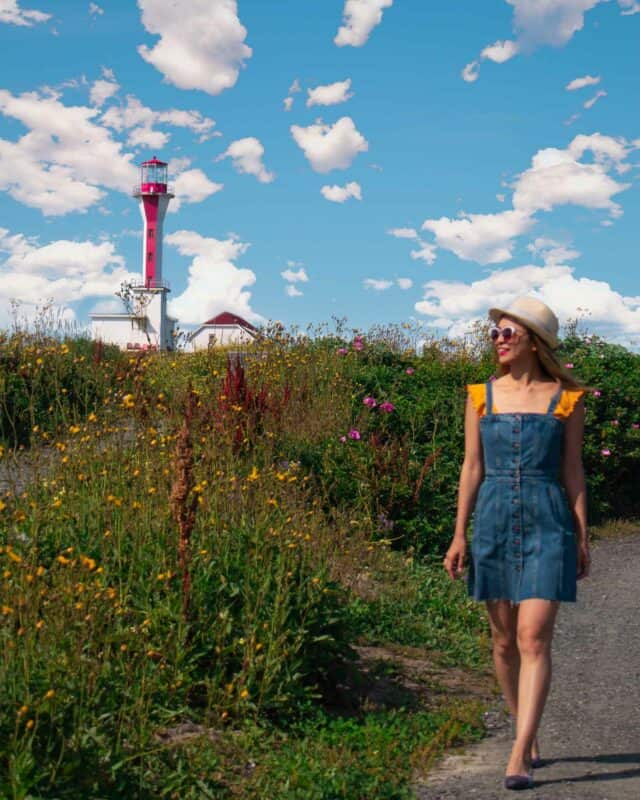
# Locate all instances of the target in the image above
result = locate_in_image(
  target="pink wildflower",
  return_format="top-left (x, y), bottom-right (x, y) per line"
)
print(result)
top-left (611, 420), bottom-right (619, 426)
top-left (339, 435), bottom-right (347, 443)
top-left (593, 390), bottom-right (602, 398)
top-left (348, 429), bottom-right (361, 440)
top-left (337, 347), bottom-right (348, 356)
top-left (565, 363), bottom-right (574, 369)
top-left (405, 367), bottom-right (414, 375)
top-left (363, 396), bottom-right (377, 408)
top-left (632, 423), bottom-right (640, 430)
top-left (601, 449), bottom-right (611, 457)
top-left (352, 336), bottom-right (364, 351)
top-left (379, 402), bottom-right (395, 413)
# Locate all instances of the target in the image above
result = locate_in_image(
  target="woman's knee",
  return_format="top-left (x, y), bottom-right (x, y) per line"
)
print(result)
top-left (517, 625), bottom-right (552, 658)
top-left (492, 630), bottom-right (519, 660)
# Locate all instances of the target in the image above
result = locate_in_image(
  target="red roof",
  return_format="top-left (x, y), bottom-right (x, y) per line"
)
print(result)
top-left (203, 311), bottom-right (257, 330)
top-left (140, 156), bottom-right (167, 166)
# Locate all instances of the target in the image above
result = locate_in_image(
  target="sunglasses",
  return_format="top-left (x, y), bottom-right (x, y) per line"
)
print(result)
top-left (489, 325), bottom-right (526, 342)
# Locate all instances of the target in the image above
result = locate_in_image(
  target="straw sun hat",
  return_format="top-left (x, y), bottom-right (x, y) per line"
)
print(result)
top-left (488, 296), bottom-right (560, 350)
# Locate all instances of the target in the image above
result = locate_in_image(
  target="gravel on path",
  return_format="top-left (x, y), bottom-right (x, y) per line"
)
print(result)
top-left (414, 532), bottom-right (640, 800)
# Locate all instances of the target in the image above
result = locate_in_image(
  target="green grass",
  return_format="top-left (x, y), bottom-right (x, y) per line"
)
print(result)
top-left (1, 319), bottom-right (636, 797)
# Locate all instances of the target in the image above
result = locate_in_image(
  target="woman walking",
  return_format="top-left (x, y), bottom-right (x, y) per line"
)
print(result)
top-left (443, 296), bottom-right (591, 791)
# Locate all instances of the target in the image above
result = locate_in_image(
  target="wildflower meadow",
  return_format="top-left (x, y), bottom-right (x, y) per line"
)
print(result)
top-left (0, 319), bottom-right (638, 798)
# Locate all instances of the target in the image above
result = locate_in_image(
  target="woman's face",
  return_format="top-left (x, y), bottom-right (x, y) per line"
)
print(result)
top-left (492, 315), bottom-right (533, 367)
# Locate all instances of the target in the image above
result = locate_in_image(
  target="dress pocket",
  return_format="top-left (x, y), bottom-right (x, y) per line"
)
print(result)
top-left (546, 483), bottom-right (574, 533)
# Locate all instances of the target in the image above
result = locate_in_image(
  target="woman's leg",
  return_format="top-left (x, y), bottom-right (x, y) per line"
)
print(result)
top-left (486, 600), bottom-right (520, 717)
top-left (506, 598), bottom-right (559, 775)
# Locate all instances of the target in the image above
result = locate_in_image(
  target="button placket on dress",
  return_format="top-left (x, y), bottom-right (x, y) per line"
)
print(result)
top-left (511, 415), bottom-right (524, 597)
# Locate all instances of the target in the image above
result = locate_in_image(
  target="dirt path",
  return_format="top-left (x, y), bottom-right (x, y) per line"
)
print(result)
top-left (414, 531), bottom-right (640, 800)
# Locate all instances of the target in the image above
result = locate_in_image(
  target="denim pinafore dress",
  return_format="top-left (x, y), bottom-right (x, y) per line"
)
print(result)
top-left (468, 380), bottom-right (577, 603)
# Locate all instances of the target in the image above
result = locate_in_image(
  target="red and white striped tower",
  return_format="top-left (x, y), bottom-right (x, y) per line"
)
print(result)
top-left (91, 157), bottom-right (177, 350)
top-left (134, 156), bottom-right (174, 288)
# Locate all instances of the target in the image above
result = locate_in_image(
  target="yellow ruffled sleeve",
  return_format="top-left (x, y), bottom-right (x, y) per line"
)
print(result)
top-left (466, 383), bottom-right (487, 417)
top-left (555, 389), bottom-right (586, 419)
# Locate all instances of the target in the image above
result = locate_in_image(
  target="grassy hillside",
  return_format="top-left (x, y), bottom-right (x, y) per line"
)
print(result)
top-left (0, 321), bottom-right (638, 797)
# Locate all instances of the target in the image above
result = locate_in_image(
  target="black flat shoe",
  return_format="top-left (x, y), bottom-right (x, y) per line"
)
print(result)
top-left (530, 756), bottom-right (544, 769)
top-left (504, 772), bottom-right (534, 790)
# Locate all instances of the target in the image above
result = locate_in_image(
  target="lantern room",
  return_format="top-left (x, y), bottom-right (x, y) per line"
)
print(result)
top-left (139, 156), bottom-right (168, 194)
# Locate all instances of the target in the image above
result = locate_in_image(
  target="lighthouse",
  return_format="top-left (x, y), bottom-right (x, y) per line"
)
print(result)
top-left (135, 157), bottom-right (173, 290)
top-left (91, 156), bottom-right (177, 350)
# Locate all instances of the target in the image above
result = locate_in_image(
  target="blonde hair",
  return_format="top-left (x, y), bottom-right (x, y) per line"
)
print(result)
top-left (496, 328), bottom-right (587, 390)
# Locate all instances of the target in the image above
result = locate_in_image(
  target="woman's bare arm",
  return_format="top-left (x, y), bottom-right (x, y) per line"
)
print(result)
top-left (562, 397), bottom-right (587, 542)
top-left (444, 396), bottom-right (484, 579)
top-left (562, 396), bottom-right (590, 578)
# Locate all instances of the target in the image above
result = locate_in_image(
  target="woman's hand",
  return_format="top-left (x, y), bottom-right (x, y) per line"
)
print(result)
top-left (576, 539), bottom-right (591, 580)
top-left (443, 537), bottom-right (467, 580)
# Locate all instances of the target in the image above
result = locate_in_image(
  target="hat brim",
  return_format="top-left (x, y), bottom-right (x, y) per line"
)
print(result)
top-left (488, 307), bottom-right (559, 350)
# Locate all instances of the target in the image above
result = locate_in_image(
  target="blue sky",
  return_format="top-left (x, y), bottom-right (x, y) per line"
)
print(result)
top-left (0, 0), bottom-right (639, 344)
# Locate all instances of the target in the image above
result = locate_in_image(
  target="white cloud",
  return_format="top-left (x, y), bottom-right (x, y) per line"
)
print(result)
top-left (461, 60), bottom-right (480, 82)
top-left (463, 1), bottom-right (638, 80)
top-left (564, 112), bottom-right (581, 126)
top-left (320, 181), bottom-right (362, 203)
top-left (171, 169), bottom-right (223, 212)
top-left (480, 39), bottom-right (519, 63)
top-left (422, 209), bottom-right (534, 265)
top-left (388, 227), bottom-right (418, 239)
top-left (306, 79), bottom-right (353, 108)
top-left (285, 284), bottom-right (303, 297)
top-left (387, 228), bottom-right (418, 239)
top-left (0, 227), bottom-right (136, 319)
top-left (364, 278), bottom-right (393, 291)
top-left (512, 134), bottom-right (633, 217)
top-left (397, 277), bottom-right (413, 289)
top-left (410, 241), bottom-right (438, 264)
top-left (288, 78), bottom-right (301, 94)
top-left (566, 74), bottom-right (601, 91)
top-left (101, 93), bottom-right (218, 144)
top-left (415, 133), bottom-right (636, 266)
top-left (0, 88), bottom-right (137, 216)
top-left (0, 0), bottom-right (50, 26)
top-left (281, 267), bottom-right (308, 283)
top-left (216, 137), bottom-right (274, 183)
top-left (583, 89), bottom-right (607, 109)
top-left (90, 70), bottom-right (120, 107)
top-left (137, 0), bottom-right (252, 95)
top-left (127, 126), bottom-right (168, 149)
top-left (334, 0), bottom-right (393, 47)
top-left (89, 2), bottom-right (103, 16)
top-left (527, 236), bottom-right (580, 265)
top-left (166, 230), bottom-right (264, 326)
top-left (507, 0), bottom-right (601, 50)
top-left (414, 261), bottom-right (640, 342)
top-left (283, 96), bottom-right (294, 112)
top-left (618, 0), bottom-right (640, 13)
top-left (290, 116), bottom-right (368, 173)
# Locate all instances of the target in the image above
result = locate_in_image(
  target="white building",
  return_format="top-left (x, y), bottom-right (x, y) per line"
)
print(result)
top-left (188, 311), bottom-right (259, 351)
